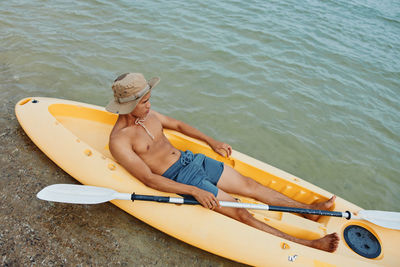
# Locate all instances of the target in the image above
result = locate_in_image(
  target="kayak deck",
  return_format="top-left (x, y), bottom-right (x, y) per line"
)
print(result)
top-left (16, 97), bottom-right (400, 266)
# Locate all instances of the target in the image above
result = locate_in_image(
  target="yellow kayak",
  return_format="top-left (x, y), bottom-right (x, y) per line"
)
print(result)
top-left (15, 97), bottom-right (399, 266)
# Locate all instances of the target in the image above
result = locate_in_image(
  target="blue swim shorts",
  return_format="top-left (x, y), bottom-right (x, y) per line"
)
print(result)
top-left (162, 150), bottom-right (224, 197)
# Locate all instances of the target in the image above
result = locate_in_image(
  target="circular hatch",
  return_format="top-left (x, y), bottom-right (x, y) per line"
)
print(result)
top-left (343, 225), bottom-right (381, 259)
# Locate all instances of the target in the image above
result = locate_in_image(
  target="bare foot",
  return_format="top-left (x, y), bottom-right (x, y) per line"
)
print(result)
top-left (305, 195), bottom-right (336, 221)
top-left (310, 233), bottom-right (340, 252)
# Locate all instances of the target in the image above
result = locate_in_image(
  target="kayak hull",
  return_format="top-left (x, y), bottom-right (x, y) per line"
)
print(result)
top-left (15, 97), bottom-right (399, 266)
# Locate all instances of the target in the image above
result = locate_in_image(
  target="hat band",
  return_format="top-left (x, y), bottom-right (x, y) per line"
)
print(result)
top-left (117, 84), bottom-right (150, 104)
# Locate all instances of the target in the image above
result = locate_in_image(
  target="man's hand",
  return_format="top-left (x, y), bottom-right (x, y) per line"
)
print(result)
top-left (209, 140), bottom-right (232, 158)
top-left (192, 188), bottom-right (220, 210)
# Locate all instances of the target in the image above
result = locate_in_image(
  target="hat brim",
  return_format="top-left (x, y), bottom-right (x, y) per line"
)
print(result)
top-left (105, 98), bottom-right (140, 115)
top-left (148, 76), bottom-right (160, 89)
top-left (105, 76), bottom-right (160, 114)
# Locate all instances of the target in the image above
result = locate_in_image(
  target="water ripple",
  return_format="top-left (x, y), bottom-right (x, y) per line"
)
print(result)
top-left (1, 0), bottom-right (399, 210)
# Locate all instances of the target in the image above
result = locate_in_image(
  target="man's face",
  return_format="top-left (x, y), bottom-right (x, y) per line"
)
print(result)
top-left (131, 91), bottom-right (151, 118)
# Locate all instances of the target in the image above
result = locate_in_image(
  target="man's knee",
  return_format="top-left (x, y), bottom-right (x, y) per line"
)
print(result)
top-left (236, 208), bottom-right (254, 224)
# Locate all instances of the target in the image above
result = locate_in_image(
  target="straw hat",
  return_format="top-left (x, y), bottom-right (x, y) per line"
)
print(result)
top-left (106, 73), bottom-right (160, 114)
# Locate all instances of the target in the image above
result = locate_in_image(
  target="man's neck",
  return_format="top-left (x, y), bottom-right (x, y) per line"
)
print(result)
top-left (119, 113), bottom-right (144, 126)
top-left (120, 113), bottom-right (154, 140)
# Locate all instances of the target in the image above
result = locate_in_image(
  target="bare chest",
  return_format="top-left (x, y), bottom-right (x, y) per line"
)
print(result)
top-left (131, 118), bottom-right (165, 155)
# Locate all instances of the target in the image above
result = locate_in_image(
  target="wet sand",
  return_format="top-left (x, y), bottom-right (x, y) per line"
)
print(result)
top-left (0, 98), bottom-right (245, 266)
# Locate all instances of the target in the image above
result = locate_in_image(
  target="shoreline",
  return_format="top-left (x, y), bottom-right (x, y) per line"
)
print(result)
top-left (0, 98), bottom-right (244, 266)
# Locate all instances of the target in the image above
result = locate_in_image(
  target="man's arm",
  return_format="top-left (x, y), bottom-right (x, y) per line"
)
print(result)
top-left (109, 137), bottom-right (220, 209)
top-left (153, 111), bottom-right (232, 157)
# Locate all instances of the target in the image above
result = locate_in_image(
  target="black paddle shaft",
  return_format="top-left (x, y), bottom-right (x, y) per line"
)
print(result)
top-left (269, 205), bottom-right (351, 219)
top-left (131, 193), bottom-right (199, 205)
top-left (130, 193), bottom-right (352, 219)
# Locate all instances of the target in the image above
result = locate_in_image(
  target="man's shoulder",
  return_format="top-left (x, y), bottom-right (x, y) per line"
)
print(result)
top-left (109, 128), bottom-right (138, 160)
top-left (149, 110), bottom-right (170, 121)
top-left (109, 124), bottom-right (135, 146)
top-left (149, 110), bottom-right (179, 129)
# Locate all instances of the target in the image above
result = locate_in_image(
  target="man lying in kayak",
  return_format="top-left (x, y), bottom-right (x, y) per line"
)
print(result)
top-left (107, 73), bottom-right (339, 253)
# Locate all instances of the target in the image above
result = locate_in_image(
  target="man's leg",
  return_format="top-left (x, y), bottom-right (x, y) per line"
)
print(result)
top-left (216, 165), bottom-right (336, 220)
top-left (214, 189), bottom-right (339, 252)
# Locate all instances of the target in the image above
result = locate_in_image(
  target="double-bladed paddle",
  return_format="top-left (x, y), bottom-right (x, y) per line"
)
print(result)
top-left (37, 184), bottom-right (400, 230)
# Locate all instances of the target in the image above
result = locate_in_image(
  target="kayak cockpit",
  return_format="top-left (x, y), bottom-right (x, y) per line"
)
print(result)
top-left (48, 102), bottom-right (333, 240)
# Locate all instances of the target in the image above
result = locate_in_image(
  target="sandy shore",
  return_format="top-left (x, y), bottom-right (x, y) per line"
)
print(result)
top-left (0, 97), bottom-right (245, 266)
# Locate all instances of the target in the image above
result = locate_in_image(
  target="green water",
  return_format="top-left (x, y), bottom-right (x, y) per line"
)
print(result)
top-left (1, 0), bottom-right (399, 212)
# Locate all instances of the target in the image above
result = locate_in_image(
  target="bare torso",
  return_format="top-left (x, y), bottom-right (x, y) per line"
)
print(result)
top-left (109, 111), bottom-right (180, 175)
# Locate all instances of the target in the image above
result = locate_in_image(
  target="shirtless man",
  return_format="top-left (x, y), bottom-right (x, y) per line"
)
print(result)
top-left (106, 73), bottom-right (339, 252)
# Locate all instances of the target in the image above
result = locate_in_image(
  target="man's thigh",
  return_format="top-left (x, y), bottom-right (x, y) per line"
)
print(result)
top-left (216, 165), bottom-right (258, 197)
